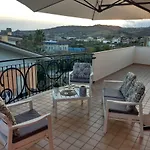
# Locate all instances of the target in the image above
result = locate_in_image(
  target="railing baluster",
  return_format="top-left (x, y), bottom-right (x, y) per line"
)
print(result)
top-left (15, 64), bottom-right (19, 100)
top-left (10, 65), bottom-right (14, 100)
top-left (19, 63), bottom-right (23, 100)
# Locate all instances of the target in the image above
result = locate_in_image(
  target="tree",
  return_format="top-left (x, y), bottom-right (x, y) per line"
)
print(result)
top-left (34, 30), bottom-right (45, 46)
top-left (94, 46), bottom-right (101, 52)
top-left (102, 44), bottom-right (111, 51)
top-left (18, 30), bottom-right (45, 54)
top-left (33, 30), bottom-right (45, 54)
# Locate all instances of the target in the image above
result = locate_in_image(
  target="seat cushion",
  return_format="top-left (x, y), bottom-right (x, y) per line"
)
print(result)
top-left (103, 88), bottom-right (124, 99)
top-left (120, 72), bottom-right (136, 98)
top-left (13, 109), bottom-right (48, 143)
top-left (104, 97), bottom-right (138, 115)
top-left (70, 78), bottom-right (90, 83)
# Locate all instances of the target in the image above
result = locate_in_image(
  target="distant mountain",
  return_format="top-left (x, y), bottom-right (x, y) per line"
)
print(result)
top-left (12, 25), bottom-right (150, 39)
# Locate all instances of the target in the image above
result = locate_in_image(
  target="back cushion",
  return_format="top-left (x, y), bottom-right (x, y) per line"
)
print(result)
top-left (0, 98), bottom-right (19, 136)
top-left (126, 81), bottom-right (145, 111)
top-left (73, 63), bottom-right (91, 79)
top-left (126, 81), bottom-right (145, 103)
top-left (120, 72), bottom-right (136, 98)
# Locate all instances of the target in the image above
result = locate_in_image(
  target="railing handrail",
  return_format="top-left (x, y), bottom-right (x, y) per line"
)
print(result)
top-left (0, 52), bottom-right (93, 63)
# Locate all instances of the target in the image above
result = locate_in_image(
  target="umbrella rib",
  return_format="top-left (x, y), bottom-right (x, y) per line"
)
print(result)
top-left (92, 0), bottom-right (99, 20)
top-left (83, 0), bottom-right (98, 9)
top-left (98, 0), bottom-right (124, 12)
top-left (101, 1), bottom-right (150, 7)
top-left (74, 0), bottom-right (98, 11)
top-left (34, 0), bottom-right (64, 11)
top-left (125, 0), bottom-right (150, 13)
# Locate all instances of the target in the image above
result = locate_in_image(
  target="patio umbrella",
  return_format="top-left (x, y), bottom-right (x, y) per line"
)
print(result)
top-left (17, 0), bottom-right (150, 20)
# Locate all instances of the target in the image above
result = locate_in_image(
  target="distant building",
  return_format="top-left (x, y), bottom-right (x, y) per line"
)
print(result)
top-left (103, 40), bottom-right (111, 44)
top-left (112, 37), bottom-right (121, 44)
top-left (121, 37), bottom-right (130, 44)
top-left (87, 37), bottom-right (94, 41)
top-left (0, 35), bottom-right (22, 45)
top-left (76, 38), bottom-right (85, 42)
top-left (54, 36), bottom-right (63, 41)
top-left (66, 37), bottom-right (76, 40)
top-left (68, 47), bottom-right (86, 52)
top-left (1, 28), bottom-right (12, 36)
top-left (43, 40), bottom-right (68, 53)
top-left (0, 28), bottom-right (22, 45)
top-left (96, 37), bottom-right (105, 42)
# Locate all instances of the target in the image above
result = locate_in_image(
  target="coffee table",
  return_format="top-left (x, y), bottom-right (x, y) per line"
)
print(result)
top-left (52, 85), bottom-right (91, 118)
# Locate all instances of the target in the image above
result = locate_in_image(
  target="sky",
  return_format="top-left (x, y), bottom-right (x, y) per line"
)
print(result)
top-left (1, 0), bottom-right (150, 31)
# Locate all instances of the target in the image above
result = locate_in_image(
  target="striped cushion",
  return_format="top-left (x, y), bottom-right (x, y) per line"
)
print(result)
top-left (120, 72), bottom-right (136, 98)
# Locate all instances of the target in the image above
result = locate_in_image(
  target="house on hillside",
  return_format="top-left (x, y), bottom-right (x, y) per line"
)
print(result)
top-left (0, 41), bottom-right (42, 102)
top-left (86, 37), bottom-right (94, 41)
top-left (103, 40), bottom-right (111, 44)
top-left (96, 37), bottom-right (105, 42)
top-left (120, 36), bottom-right (130, 44)
top-left (43, 40), bottom-right (68, 53)
top-left (112, 37), bottom-right (121, 44)
top-left (0, 28), bottom-right (22, 45)
top-left (1, 28), bottom-right (12, 36)
top-left (0, 35), bottom-right (22, 45)
top-left (66, 37), bottom-right (76, 40)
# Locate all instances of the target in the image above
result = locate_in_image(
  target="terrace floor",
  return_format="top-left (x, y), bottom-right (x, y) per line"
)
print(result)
top-left (3, 64), bottom-right (150, 150)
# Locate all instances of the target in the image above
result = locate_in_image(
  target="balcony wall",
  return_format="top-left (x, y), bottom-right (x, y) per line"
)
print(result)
top-left (134, 46), bottom-right (150, 65)
top-left (93, 46), bottom-right (150, 81)
top-left (93, 46), bottom-right (135, 81)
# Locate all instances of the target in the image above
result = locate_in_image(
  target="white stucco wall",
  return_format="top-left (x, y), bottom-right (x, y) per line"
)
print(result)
top-left (0, 47), bottom-right (36, 67)
top-left (134, 46), bottom-right (150, 65)
top-left (8, 40), bottom-right (16, 45)
top-left (0, 42), bottom-right (43, 68)
top-left (93, 47), bottom-right (135, 81)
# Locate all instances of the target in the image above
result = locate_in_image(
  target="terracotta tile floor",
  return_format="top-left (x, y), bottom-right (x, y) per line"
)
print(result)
top-left (3, 64), bottom-right (150, 150)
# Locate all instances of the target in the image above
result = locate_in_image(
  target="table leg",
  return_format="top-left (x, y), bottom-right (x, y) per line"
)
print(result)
top-left (54, 101), bottom-right (57, 118)
top-left (81, 100), bottom-right (83, 106)
top-left (53, 98), bottom-right (54, 108)
top-left (88, 98), bottom-right (91, 115)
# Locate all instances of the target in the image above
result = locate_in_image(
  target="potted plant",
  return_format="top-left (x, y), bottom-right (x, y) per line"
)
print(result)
top-left (53, 82), bottom-right (60, 93)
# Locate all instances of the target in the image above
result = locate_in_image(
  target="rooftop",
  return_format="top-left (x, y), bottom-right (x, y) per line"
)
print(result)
top-left (0, 41), bottom-right (42, 58)
top-left (5, 64), bottom-right (150, 150)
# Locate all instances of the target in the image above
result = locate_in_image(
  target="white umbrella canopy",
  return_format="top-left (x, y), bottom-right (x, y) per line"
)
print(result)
top-left (17, 0), bottom-right (150, 20)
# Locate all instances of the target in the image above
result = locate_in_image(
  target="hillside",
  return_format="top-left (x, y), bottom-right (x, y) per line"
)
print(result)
top-left (13, 25), bottom-right (150, 39)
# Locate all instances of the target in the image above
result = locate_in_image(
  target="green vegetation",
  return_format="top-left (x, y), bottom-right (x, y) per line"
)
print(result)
top-left (69, 41), bottom-right (111, 53)
top-left (15, 25), bottom-right (145, 54)
top-left (18, 30), bottom-right (45, 54)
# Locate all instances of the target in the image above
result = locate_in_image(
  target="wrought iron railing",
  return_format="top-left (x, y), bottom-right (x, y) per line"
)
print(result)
top-left (0, 53), bottom-right (93, 104)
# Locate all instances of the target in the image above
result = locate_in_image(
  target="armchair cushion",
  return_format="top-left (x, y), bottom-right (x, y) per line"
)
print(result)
top-left (126, 81), bottom-right (145, 111)
top-left (0, 98), bottom-right (19, 137)
top-left (13, 109), bottom-right (48, 143)
top-left (120, 72), bottom-right (136, 98)
top-left (73, 63), bottom-right (91, 79)
top-left (126, 81), bottom-right (145, 102)
top-left (103, 88), bottom-right (124, 99)
top-left (104, 97), bottom-right (138, 115)
top-left (70, 78), bottom-right (90, 83)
